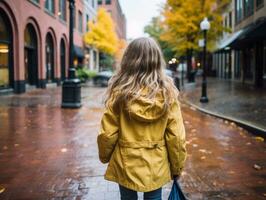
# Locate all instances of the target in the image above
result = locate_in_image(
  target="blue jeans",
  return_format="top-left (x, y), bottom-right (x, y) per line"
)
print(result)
top-left (119, 185), bottom-right (162, 200)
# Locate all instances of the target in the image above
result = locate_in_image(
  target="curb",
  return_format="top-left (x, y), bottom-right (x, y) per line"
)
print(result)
top-left (181, 97), bottom-right (266, 138)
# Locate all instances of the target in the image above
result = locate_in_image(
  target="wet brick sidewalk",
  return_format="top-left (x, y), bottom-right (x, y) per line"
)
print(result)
top-left (0, 86), bottom-right (265, 199)
top-left (182, 78), bottom-right (266, 132)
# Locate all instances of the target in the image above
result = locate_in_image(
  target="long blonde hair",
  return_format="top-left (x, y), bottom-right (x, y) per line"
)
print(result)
top-left (105, 37), bottom-right (178, 113)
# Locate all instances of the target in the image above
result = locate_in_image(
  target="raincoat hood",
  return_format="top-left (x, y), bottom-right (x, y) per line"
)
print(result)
top-left (127, 93), bottom-right (166, 122)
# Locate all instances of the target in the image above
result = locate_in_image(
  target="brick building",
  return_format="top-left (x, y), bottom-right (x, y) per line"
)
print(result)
top-left (97, 0), bottom-right (126, 39)
top-left (0, 0), bottom-right (98, 94)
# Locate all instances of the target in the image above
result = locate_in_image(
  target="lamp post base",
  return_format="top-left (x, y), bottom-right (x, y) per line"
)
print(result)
top-left (200, 96), bottom-right (209, 103)
top-left (61, 78), bottom-right (82, 108)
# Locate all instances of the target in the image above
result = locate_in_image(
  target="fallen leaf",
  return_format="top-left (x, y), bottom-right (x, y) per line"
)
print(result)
top-left (228, 170), bottom-right (235, 174)
top-left (199, 149), bottom-right (207, 153)
top-left (0, 187), bottom-right (5, 194)
top-left (190, 106), bottom-right (196, 111)
top-left (192, 144), bottom-right (198, 148)
top-left (254, 137), bottom-right (264, 142)
top-left (200, 156), bottom-right (206, 160)
top-left (61, 148), bottom-right (68, 153)
top-left (191, 129), bottom-right (197, 133)
top-left (253, 164), bottom-right (262, 170)
top-left (239, 132), bottom-right (246, 136)
top-left (14, 144), bottom-right (19, 147)
top-left (246, 142), bottom-right (251, 145)
top-left (230, 122), bottom-right (236, 127)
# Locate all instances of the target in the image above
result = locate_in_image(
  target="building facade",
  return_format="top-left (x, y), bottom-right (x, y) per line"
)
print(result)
top-left (83, 0), bottom-right (99, 71)
top-left (213, 0), bottom-right (266, 88)
top-left (0, 0), bottom-right (98, 94)
top-left (213, 3), bottom-right (235, 80)
top-left (97, 0), bottom-right (126, 40)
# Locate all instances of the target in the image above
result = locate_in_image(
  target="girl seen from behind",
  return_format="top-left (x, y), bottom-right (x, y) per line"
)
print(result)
top-left (97, 37), bottom-right (187, 200)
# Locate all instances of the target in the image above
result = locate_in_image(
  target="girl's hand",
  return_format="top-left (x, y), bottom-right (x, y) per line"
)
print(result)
top-left (172, 175), bottom-right (180, 180)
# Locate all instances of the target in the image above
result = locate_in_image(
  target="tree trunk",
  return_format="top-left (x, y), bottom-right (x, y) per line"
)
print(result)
top-left (186, 49), bottom-right (194, 82)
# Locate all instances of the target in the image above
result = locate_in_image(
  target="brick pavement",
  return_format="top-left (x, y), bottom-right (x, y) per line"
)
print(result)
top-left (0, 86), bottom-right (265, 200)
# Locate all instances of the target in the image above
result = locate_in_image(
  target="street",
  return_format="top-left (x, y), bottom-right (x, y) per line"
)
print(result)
top-left (0, 87), bottom-right (265, 200)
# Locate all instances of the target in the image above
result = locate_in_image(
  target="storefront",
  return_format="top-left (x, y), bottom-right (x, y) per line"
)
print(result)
top-left (0, 9), bottom-right (13, 90)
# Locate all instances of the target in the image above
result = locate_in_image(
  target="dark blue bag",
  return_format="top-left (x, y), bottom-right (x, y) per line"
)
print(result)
top-left (168, 179), bottom-right (187, 200)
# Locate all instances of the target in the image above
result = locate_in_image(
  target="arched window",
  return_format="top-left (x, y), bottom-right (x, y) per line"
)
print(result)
top-left (0, 11), bottom-right (13, 88)
top-left (24, 24), bottom-right (38, 86)
top-left (45, 33), bottom-right (55, 82)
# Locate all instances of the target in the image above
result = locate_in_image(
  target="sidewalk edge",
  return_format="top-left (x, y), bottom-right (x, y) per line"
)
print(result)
top-left (181, 97), bottom-right (266, 138)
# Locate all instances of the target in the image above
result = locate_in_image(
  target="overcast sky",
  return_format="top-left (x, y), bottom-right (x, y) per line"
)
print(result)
top-left (119, 0), bottom-right (166, 40)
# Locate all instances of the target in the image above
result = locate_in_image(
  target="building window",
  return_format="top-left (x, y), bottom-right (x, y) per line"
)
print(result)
top-left (78, 11), bottom-right (83, 32)
top-left (229, 12), bottom-right (232, 28)
top-left (98, 0), bottom-right (102, 5)
top-left (244, 0), bottom-right (254, 17)
top-left (0, 13), bottom-right (12, 88)
top-left (256, 0), bottom-right (264, 8)
top-left (45, 0), bottom-right (55, 14)
top-left (235, 0), bottom-right (243, 24)
top-left (86, 14), bottom-right (89, 32)
top-left (31, 0), bottom-right (39, 4)
top-left (59, 0), bottom-right (66, 21)
top-left (105, 0), bottom-right (111, 5)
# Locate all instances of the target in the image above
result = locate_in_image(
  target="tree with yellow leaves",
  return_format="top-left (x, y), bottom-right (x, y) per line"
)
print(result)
top-left (84, 8), bottom-right (118, 56)
top-left (161, 0), bottom-right (230, 81)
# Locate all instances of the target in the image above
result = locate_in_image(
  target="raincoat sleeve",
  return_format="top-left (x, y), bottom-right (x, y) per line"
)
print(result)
top-left (97, 105), bottom-right (119, 164)
top-left (165, 99), bottom-right (187, 176)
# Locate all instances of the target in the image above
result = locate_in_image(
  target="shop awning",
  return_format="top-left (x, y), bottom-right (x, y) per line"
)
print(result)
top-left (230, 18), bottom-right (266, 48)
top-left (216, 29), bottom-right (244, 51)
top-left (74, 45), bottom-right (84, 58)
top-left (215, 18), bottom-right (266, 51)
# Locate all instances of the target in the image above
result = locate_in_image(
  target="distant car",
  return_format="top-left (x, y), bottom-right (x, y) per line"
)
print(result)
top-left (93, 70), bottom-right (113, 87)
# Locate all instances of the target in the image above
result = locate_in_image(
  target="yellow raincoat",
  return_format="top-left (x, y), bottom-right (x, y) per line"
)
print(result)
top-left (97, 92), bottom-right (186, 192)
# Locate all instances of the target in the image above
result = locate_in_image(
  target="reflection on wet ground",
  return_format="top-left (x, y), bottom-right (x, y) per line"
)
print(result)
top-left (0, 87), bottom-right (265, 199)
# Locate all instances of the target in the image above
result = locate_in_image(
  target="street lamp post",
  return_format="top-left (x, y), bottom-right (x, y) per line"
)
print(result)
top-left (62, 0), bottom-right (81, 108)
top-left (199, 17), bottom-right (210, 103)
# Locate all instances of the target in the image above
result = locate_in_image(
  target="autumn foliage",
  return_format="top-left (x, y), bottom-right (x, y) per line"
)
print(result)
top-left (84, 8), bottom-right (118, 55)
top-left (161, 0), bottom-right (230, 55)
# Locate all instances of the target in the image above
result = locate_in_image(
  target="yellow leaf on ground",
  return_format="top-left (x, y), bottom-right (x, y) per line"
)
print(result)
top-left (254, 137), bottom-right (264, 142)
top-left (61, 148), bottom-right (68, 153)
top-left (200, 156), bottom-right (206, 160)
top-left (253, 164), bottom-right (262, 170)
top-left (0, 187), bottom-right (5, 194)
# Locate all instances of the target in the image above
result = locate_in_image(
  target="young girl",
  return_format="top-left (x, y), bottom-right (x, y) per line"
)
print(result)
top-left (97, 37), bottom-right (186, 200)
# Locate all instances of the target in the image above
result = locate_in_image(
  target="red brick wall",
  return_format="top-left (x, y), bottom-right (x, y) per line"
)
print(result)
top-left (99, 0), bottom-right (126, 40)
top-left (0, 0), bottom-right (85, 90)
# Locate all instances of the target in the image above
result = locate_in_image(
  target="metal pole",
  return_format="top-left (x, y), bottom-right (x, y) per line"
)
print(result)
top-left (181, 62), bottom-right (184, 86)
top-left (61, 0), bottom-right (81, 108)
top-left (200, 30), bottom-right (209, 103)
top-left (68, 0), bottom-right (75, 79)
